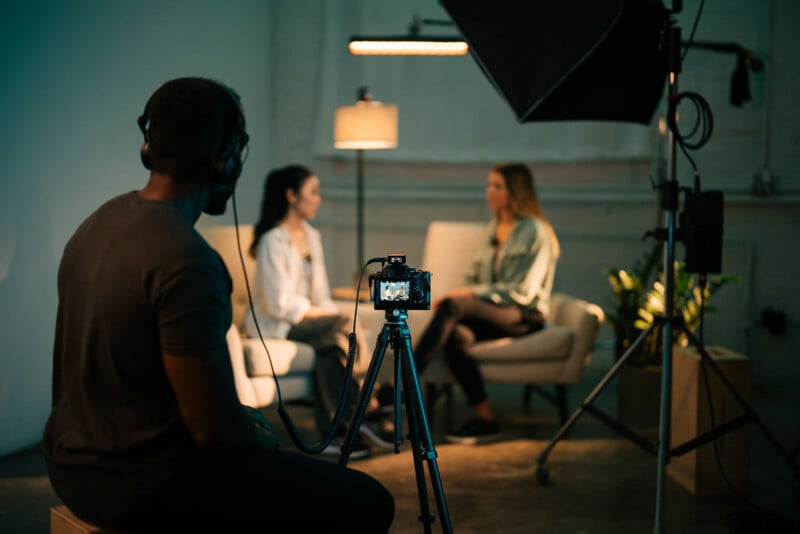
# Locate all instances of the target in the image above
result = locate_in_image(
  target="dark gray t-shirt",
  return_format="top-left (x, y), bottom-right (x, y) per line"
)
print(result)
top-left (43, 191), bottom-right (232, 512)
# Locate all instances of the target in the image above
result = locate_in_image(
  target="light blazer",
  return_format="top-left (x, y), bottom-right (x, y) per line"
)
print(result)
top-left (466, 216), bottom-right (558, 317)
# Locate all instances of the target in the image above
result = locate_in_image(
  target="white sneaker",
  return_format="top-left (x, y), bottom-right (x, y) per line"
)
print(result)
top-left (359, 418), bottom-right (396, 449)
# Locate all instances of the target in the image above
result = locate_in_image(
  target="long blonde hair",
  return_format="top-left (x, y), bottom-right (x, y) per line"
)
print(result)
top-left (494, 162), bottom-right (560, 258)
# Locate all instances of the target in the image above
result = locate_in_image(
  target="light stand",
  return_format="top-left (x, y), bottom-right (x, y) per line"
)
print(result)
top-left (653, 22), bottom-right (682, 529)
top-left (533, 17), bottom-right (800, 534)
top-left (436, 0), bottom-right (797, 530)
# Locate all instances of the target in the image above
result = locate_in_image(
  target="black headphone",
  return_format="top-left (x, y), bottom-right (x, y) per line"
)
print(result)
top-left (137, 82), bottom-right (249, 186)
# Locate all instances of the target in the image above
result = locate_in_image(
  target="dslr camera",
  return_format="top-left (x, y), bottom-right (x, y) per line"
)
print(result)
top-left (370, 254), bottom-right (431, 311)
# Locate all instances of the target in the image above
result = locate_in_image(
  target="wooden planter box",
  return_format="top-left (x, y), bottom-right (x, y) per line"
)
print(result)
top-left (667, 345), bottom-right (752, 496)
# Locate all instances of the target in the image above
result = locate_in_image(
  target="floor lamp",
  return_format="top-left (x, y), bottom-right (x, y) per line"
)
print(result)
top-left (334, 87), bottom-right (398, 282)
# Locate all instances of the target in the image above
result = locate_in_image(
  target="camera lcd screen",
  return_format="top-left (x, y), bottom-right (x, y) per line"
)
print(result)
top-left (379, 281), bottom-right (410, 301)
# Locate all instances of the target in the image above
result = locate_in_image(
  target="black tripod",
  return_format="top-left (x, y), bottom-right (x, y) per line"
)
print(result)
top-left (534, 17), bottom-right (800, 534)
top-left (338, 308), bottom-right (453, 534)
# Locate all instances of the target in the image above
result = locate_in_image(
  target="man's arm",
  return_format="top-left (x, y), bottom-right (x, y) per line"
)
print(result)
top-left (163, 348), bottom-right (278, 451)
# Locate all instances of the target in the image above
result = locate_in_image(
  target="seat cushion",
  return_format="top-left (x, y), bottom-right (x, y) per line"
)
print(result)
top-left (241, 337), bottom-right (315, 377)
top-left (469, 325), bottom-right (574, 363)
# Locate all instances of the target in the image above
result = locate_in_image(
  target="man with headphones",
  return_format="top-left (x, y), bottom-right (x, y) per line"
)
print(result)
top-left (43, 77), bottom-right (394, 532)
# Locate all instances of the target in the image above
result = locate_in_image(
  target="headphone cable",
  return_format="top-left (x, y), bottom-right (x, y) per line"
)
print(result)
top-left (230, 190), bottom-right (366, 454)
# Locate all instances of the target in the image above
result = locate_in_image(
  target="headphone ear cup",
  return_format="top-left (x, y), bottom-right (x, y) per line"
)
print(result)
top-left (137, 111), bottom-right (151, 170)
top-left (223, 154), bottom-right (242, 185)
top-left (212, 143), bottom-right (242, 186)
top-left (140, 143), bottom-right (151, 170)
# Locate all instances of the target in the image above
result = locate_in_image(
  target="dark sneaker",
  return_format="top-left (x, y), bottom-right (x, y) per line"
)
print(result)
top-left (375, 384), bottom-right (398, 411)
top-left (321, 436), bottom-right (371, 460)
top-left (359, 415), bottom-right (397, 449)
top-left (445, 418), bottom-right (502, 445)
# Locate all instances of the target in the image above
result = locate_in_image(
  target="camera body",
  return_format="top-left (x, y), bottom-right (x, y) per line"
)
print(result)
top-left (370, 254), bottom-right (431, 311)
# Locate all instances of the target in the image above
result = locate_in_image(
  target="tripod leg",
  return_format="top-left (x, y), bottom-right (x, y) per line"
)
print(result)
top-left (397, 339), bottom-right (438, 533)
top-left (393, 345), bottom-right (404, 451)
top-left (339, 323), bottom-right (391, 465)
top-left (396, 324), bottom-right (453, 534)
top-left (401, 364), bottom-right (436, 533)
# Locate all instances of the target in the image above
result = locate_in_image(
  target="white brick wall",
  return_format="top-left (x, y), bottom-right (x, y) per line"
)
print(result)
top-left (259, 0), bottom-right (800, 385)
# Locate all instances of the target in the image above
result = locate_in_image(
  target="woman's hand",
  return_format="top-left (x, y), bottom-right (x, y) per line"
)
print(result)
top-left (303, 306), bottom-right (335, 319)
top-left (444, 287), bottom-right (476, 299)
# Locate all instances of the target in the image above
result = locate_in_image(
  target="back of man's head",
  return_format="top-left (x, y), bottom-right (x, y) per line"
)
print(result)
top-left (138, 77), bottom-right (246, 184)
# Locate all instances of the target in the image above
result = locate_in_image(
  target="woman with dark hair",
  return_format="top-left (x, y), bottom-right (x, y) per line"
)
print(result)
top-left (244, 165), bottom-right (392, 456)
top-left (413, 162), bottom-right (560, 444)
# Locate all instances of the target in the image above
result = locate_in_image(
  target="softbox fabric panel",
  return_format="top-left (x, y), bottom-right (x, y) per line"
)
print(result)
top-left (440, 0), bottom-right (669, 124)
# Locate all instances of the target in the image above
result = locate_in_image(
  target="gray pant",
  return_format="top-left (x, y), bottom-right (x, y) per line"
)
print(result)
top-left (288, 314), bottom-right (360, 435)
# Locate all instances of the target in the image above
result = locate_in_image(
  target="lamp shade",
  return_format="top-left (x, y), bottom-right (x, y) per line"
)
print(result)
top-left (334, 100), bottom-right (398, 149)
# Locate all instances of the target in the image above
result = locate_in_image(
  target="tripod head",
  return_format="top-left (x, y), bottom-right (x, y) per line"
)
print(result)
top-left (383, 307), bottom-right (410, 323)
top-left (368, 254), bottom-right (432, 311)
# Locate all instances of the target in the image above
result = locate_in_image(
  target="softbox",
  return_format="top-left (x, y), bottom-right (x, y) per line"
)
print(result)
top-left (440, 0), bottom-right (669, 124)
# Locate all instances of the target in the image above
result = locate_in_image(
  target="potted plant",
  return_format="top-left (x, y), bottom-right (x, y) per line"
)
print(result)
top-left (605, 242), bottom-right (662, 363)
top-left (604, 244), bottom-right (738, 428)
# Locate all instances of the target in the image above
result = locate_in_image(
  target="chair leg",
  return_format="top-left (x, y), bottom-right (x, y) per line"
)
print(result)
top-left (424, 382), bottom-right (454, 431)
top-left (522, 384), bottom-right (535, 411)
top-left (555, 385), bottom-right (568, 426)
top-left (424, 382), bottom-right (438, 428)
top-left (444, 383), bottom-right (453, 431)
top-left (523, 384), bottom-right (569, 426)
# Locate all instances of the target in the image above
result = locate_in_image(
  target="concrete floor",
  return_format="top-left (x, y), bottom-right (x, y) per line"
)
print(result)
top-left (1, 365), bottom-right (799, 533)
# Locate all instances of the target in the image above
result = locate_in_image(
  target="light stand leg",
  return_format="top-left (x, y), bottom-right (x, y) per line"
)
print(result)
top-left (535, 321), bottom-right (662, 483)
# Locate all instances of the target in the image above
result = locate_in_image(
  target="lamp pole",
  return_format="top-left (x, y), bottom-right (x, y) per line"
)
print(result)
top-left (356, 148), bottom-right (365, 274)
top-left (354, 87), bottom-right (369, 277)
top-left (333, 87), bottom-right (398, 284)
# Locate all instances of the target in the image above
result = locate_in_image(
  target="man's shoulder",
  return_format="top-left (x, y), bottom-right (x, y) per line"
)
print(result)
top-left (78, 191), bottom-right (134, 222)
top-left (96, 193), bottom-right (217, 266)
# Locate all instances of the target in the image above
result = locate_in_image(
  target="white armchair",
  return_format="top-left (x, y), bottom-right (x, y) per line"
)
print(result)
top-left (200, 224), bottom-right (316, 408)
top-left (413, 221), bottom-right (605, 426)
top-left (201, 224), bottom-right (372, 408)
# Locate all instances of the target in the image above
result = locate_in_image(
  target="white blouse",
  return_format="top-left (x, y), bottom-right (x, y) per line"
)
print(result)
top-left (243, 221), bottom-right (337, 339)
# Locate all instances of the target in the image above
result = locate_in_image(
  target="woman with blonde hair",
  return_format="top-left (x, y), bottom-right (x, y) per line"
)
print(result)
top-left (413, 162), bottom-right (560, 444)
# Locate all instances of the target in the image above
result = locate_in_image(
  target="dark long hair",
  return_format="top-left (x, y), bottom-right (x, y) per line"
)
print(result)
top-left (250, 165), bottom-right (314, 257)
